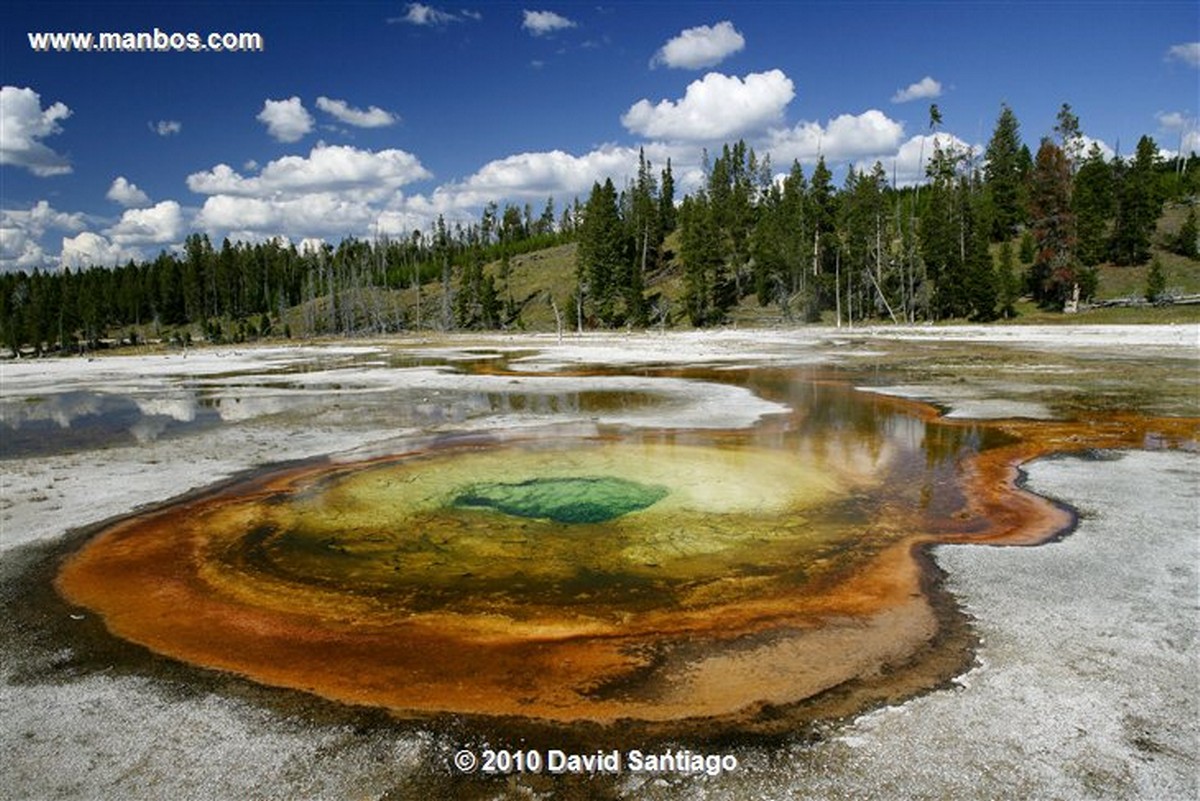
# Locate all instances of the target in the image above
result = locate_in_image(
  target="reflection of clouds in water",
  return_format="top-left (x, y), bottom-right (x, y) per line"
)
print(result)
top-left (0, 390), bottom-right (215, 457)
top-left (1, 361), bottom-right (784, 461)
top-left (51, 394), bottom-right (104, 428)
top-left (3, 391), bottom-right (199, 430)
top-left (201, 388), bottom-right (591, 427)
top-left (174, 363), bottom-right (783, 432)
top-left (131, 416), bottom-right (171, 444)
top-left (884, 413), bottom-right (926, 455)
top-left (132, 394), bottom-right (197, 423)
top-left (794, 436), bottom-right (899, 484)
top-left (836, 438), bottom-right (899, 478)
top-left (210, 394), bottom-right (292, 422)
top-left (1, 392), bottom-right (108, 429)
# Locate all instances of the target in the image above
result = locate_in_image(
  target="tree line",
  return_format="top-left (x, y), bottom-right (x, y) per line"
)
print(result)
top-left (1, 199), bottom-right (571, 354)
top-left (579, 103), bottom-right (1195, 329)
top-left (2, 103), bottom-right (1197, 354)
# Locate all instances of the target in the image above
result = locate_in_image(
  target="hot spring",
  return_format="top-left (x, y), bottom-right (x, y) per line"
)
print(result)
top-left (53, 363), bottom-right (1191, 730)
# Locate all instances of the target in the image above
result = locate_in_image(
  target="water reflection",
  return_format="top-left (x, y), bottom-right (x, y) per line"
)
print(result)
top-left (0, 391), bottom-right (222, 458)
top-left (0, 384), bottom-right (662, 459)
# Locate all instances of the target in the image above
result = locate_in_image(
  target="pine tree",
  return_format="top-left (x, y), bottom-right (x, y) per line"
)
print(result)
top-left (1145, 256), bottom-right (1167, 302)
top-left (182, 233), bottom-right (212, 322)
top-left (500, 204), bottom-right (524, 244)
top-left (1054, 102), bottom-right (1084, 171)
top-left (536, 198), bottom-right (555, 237)
top-left (752, 178), bottom-right (787, 307)
top-left (964, 176), bottom-right (998, 321)
top-left (808, 156), bottom-right (837, 276)
top-left (780, 160), bottom-right (810, 306)
top-left (659, 158), bottom-right (676, 233)
top-left (984, 104), bottom-right (1026, 240)
top-left (1175, 205), bottom-right (1198, 258)
top-left (921, 140), bottom-right (969, 318)
top-left (995, 240), bottom-right (1020, 318)
top-left (1019, 229), bottom-right (1036, 264)
top-left (434, 216), bottom-right (452, 330)
top-left (1109, 136), bottom-right (1162, 265)
top-left (840, 162), bottom-right (894, 321)
top-left (454, 252), bottom-right (484, 329)
top-left (1074, 143), bottom-right (1115, 266)
top-left (678, 192), bottom-right (730, 326)
top-left (576, 179), bottom-right (628, 326)
top-left (751, 159), bottom-right (810, 315)
top-left (705, 141), bottom-right (757, 301)
top-left (626, 148), bottom-right (660, 326)
top-left (1028, 138), bottom-right (1082, 307)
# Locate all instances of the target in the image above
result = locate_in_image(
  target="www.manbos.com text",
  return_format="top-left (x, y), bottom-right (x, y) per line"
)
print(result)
top-left (28, 28), bottom-right (264, 54)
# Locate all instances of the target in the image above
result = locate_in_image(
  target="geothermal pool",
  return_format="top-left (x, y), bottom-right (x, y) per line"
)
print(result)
top-left (3, 328), bottom-right (1197, 798)
top-left (44, 353), bottom-right (1193, 731)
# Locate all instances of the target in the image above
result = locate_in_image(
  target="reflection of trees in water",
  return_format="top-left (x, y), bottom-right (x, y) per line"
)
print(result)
top-left (735, 366), bottom-right (986, 463)
top-left (706, 366), bottom-right (1021, 521)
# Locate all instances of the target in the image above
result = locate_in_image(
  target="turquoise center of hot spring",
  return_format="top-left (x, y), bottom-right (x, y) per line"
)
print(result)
top-left (452, 476), bottom-right (669, 524)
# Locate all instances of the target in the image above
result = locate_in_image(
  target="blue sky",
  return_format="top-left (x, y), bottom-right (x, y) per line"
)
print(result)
top-left (2, 1), bottom-right (1197, 271)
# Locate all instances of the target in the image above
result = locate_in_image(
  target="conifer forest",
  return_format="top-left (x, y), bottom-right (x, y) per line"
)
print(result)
top-left (2, 103), bottom-right (1197, 355)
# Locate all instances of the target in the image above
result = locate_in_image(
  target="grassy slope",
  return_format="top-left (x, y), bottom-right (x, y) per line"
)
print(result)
top-left (1008, 202), bottom-right (1200, 325)
top-left (221, 203), bottom-right (1200, 339)
top-left (1091, 203), bottom-right (1200, 298)
top-left (402, 243), bottom-right (581, 331)
top-left (466, 214), bottom-right (1200, 330)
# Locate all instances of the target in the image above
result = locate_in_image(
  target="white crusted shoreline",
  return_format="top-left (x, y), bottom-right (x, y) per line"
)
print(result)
top-left (2, 325), bottom-right (1197, 800)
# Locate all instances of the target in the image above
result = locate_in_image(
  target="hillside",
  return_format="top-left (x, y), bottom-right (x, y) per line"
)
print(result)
top-left (191, 217), bottom-right (1200, 345)
top-left (457, 205), bottom-right (1200, 330)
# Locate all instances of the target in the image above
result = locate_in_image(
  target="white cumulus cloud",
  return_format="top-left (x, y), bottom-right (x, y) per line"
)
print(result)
top-left (194, 194), bottom-right (385, 243)
top-left (0, 227), bottom-right (48, 271)
top-left (257, 97), bottom-right (314, 142)
top-left (1157, 111), bottom-right (1190, 130)
top-left (1156, 110), bottom-right (1199, 155)
top-left (1165, 42), bottom-right (1200, 67)
top-left (767, 109), bottom-right (907, 166)
top-left (891, 76), bottom-right (942, 103)
top-left (881, 133), bottom-right (976, 186)
top-left (187, 143), bottom-right (431, 201)
top-left (430, 146), bottom-right (642, 210)
top-left (522, 10), bottom-right (576, 36)
top-left (3, 201), bottom-right (87, 236)
top-left (106, 177), bottom-right (151, 208)
top-left (651, 21), bottom-right (745, 69)
top-left (1, 201), bottom-right (88, 271)
top-left (188, 144), bottom-right (432, 242)
top-left (0, 86), bottom-right (73, 176)
top-left (1076, 135), bottom-right (1115, 162)
top-left (315, 96), bottom-right (397, 128)
top-left (60, 231), bottom-right (140, 269)
top-left (622, 70), bottom-right (795, 142)
top-left (106, 201), bottom-right (185, 246)
top-left (37, 199), bottom-right (188, 269)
